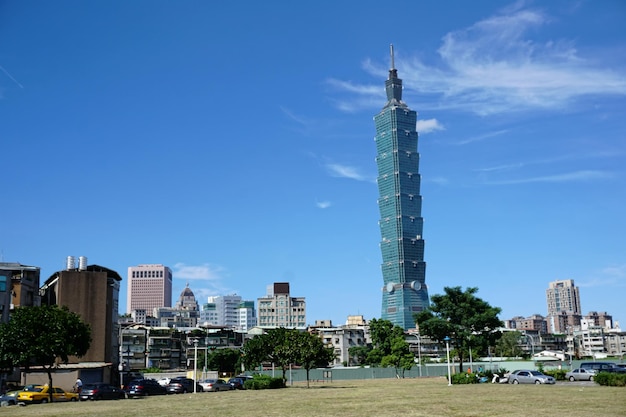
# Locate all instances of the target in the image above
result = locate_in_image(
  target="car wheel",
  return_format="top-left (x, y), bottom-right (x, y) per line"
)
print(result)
top-left (589, 376), bottom-right (594, 381)
top-left (70, 397), bottom-right (78, 402)
top-left (569, 376), bottom-right (575, 382)
top-left (512, 379), bottom-right (519, 384)
top-left (41, 398), bottom-right (49, 404)
top-left (534, 380), bottom-right (541, 385)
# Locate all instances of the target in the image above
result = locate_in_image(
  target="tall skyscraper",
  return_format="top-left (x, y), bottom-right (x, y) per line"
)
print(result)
top-left (127, 264), bottom-right (172, 314)
top-left (546, 279), bottom-right (582, 333)
top-left (374, 45), bottom-right (429, 330)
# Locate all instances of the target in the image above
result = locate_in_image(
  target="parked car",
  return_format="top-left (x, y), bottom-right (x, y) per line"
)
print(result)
top-left (17, 385), bottom-right (79, 404)
top-left (565, 368), bottom-right (597, 382)
top-left (166, 377), bottom-right (204, 394)
top-left (0, 391), bottom-right (21, 406)
top-left (229, 375), bottom-right (253, 390)
top-left (124, 379), bottom-right (167, 398)
top-left (507, 370), bottom-right (555, 385)
top-left (79, 383), bottom-right (126, 400)
top-left (199, 378), bottom-right (232, 392)
top-left (157, 377), bottom-right (172, 387)
top-left (580, 361), bottom-right (626, 374)
top-left (580, 362), bottom-right (617, 372)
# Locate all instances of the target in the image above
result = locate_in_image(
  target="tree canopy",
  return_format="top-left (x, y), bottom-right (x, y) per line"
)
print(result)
top-left (0, 305), bottom-right (91, 401)
top-left (414, 286), bottom-right (503, 373)
top-left (241, 328), bottom-right (335, 386)
top-left (347, 319), bottom-right (414, 377)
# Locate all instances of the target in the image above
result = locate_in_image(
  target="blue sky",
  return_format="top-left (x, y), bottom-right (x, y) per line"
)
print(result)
top-left (2, 1), bottom-right (625, 328)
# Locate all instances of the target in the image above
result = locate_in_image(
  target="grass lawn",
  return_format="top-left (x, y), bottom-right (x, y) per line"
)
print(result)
top-left (4, 377), bottom-right (624, 417)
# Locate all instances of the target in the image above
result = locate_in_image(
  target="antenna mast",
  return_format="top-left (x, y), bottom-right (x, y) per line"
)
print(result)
top-left (390, 44), bottom-right (395, 69)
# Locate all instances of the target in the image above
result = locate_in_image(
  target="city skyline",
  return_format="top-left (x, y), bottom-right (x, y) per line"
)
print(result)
top-left (2, 1), bottom-right (625, 326)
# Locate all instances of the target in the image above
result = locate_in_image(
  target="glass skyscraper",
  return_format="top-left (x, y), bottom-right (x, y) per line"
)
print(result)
top-left (374, 46), bottom-right (429, 330)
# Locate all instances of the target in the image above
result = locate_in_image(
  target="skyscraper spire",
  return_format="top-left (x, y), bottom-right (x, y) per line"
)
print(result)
top-left (385, 44), bottom-right (402, 106)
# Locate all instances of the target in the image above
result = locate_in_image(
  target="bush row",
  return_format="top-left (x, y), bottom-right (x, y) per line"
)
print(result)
top-left (244, 375), bottom-right (286, 390)
top-left (594, 372), bottom-right (626, 387)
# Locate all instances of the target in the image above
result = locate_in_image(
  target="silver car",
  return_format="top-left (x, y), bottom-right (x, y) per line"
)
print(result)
top-left (565, 368), bottom-right (597, 381)
top-left (508, 370), bottom-right (556, 384)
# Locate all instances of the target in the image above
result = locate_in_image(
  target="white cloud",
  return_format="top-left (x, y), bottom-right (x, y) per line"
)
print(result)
top-left (456, 129), bottom-right (509, 145)
top-left (487, 170), bottom-right (613, 185)
top-left (328, 6), bottom-right (626, 115)
top-left (601, 264), bottom-right (626, 279)
top-left (326, 163), bottom-right (370, 182)
top-left (426, 176), bottom-right (450, 186)
top-left (316, 200), bottom-right (332, 209)
top-left (172, 262), bottom-right (225, 281)
top-left (416, 118), bottom-right (444, 134)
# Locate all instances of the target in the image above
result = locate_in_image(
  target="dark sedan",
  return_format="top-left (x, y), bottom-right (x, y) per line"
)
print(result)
top-left (79, 383), bottom-right (126, 401)
top-left (166, 378), bottom-right (203, 394)
top-left (125, 379), bottom-right (167, 398)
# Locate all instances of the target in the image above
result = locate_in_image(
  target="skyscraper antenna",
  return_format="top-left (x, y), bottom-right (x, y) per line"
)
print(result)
top-left (390, 44), bottom-right (395, 70)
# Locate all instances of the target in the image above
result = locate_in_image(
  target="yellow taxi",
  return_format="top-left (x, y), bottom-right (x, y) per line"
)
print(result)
top-left (16, 385), bottom-right (79, 404)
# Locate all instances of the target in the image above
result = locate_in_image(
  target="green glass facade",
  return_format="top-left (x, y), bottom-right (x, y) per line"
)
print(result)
top-left (374, 55), bottom-right (429, 330)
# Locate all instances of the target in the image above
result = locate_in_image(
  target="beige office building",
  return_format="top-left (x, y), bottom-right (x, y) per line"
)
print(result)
top-left (546, 279), bottom-right (581, 334)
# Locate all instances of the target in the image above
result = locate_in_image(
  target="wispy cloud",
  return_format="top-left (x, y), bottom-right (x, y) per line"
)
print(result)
top-left (328, 6), bottom-right (626, 115)
top-left (0, 64), bottom-right (24, 89)
top-left (456, 129), bottom-right (509, 145)
top-left (316, 200), bottom-right (332, 209)
top-left (280, 106), bottom-right (309, 127)
top-left (172, 262), bottom-right (225, 281)
top-left (486, 170), bottom-right (613, 185)
top-left (325, 163), bottom-right (372, 182)
top-left (578, 264), bottom-right (626, 288)
top-left (426, 176), bottom-right (450, 186)
top-left (416, 118), bottom-right (445, 134)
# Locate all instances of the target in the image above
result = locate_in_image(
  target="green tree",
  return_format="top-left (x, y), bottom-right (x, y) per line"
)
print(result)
top-left (380, 335), bottom-right (415, 378)
top-left (494, 331), bottom-right (524, 358)
top-left (293, 331), bottom-right (335, 388)
top-left (241, 328), bottom-right (299, 382)
top-left (0, 305), bottom-right (91, 402)
top-left (366, 318), bottom-right (406, 366)
top-left (348, 345), bottom-right (370, 366)
top-left (414, 286), bottom-right (503, 373)
top-left (206, 348), bottom-right (241, 374)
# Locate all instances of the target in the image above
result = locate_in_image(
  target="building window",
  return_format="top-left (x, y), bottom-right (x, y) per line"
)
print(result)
top-left (0, 275), bottom-right (7, 292)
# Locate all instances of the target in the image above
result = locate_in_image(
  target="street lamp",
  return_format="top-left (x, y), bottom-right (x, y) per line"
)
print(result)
top-left (193, 339), bottom-right (199, 394)
top-left (417, 333), bottom-right (422, 377)
top-left (444, 336), bottom-right (452, 386)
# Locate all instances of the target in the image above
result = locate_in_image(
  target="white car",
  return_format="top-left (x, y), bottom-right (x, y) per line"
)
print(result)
top-left (565, 368), bottom-right (597, 381)
top-left (157, 377), bottom-right (171, 387)
top-left (508, 370), bottom-right (555, 384)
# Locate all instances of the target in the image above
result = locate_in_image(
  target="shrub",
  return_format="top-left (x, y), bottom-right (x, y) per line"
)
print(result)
top-left (543, 369), bottom-right (567, 381)
top-left (245, 375), bottom-right (286, 390)
top-left (594, 372), bottom-right (626, 387)
top-left (451, 372), bottom-right (479, 384)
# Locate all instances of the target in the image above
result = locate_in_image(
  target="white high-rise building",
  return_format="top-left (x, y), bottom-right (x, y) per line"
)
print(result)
top-left (199, 294), bottom-right (251, 329)
top-left (127, 264), bottom-right (172, 314)
top-left (237, 300), bottom-right (257, 332)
